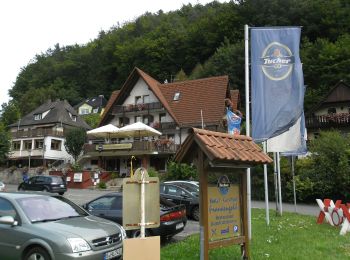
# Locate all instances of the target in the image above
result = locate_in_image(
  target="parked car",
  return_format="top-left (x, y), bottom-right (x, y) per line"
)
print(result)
top-left (18, 175), bottom-right (67, 195)
top-left (0, 192), bottom-right (126, 260)
top-left (82, 192), bottom-right (187, 239)
top-left (164, 180), bottom-right (199, 193)
top-left (160, 182), bottom-right (200, 221)
top-left (0, 181), bottom-right (5, 192)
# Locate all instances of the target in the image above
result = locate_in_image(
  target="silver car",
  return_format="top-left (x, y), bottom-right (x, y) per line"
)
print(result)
top-left (0, 192), bottom-right (126, 260)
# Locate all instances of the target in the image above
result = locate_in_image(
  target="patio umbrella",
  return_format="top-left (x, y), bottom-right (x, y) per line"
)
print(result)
top-left (86, 124), bottom-right (120, 139)
top-left (116, 122), bottom-right (162, 138)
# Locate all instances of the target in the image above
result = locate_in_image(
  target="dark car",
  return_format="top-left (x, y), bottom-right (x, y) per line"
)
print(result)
top-left (18, 175), bottom-right (67, 195)
top-left (82, 192), bottom-right (187, 239)
top-left (160, 182), bottom-right (200, 221)
top-left (0, 192), bottom-right (125, 260)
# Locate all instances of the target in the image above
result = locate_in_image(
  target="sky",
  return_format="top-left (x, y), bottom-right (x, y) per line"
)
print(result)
top-left (0, 0), bottom-right (225, 106)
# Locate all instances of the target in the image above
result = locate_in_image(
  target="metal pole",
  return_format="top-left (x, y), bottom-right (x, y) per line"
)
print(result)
top-left (273, 152), bottom-right (278, 214)
top-left (140, 168), bottom-right (146, 238)
top-left (263, 142), bottom-right (269, 225)
top-left (244, 24), bottom-right (252, 239)
top-left (277, 152), bottom-right (282, 216)
top-left (292, 156), bottom-right (297, 212)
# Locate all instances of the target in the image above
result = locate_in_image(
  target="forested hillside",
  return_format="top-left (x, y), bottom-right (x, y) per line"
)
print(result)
top-left (3, 0), bottom-right (350, 124)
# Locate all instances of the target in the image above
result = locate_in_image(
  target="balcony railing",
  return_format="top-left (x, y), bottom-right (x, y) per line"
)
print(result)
top-left (151, 121), bottom-right (177, 130)
top-left (11, 129), bottom-right (64, 139)
top-left (83, 139), bottom-right (178, 155)
top-left (306, 113), bottom-right (350, 128)
top-left (111, 102), bottom-right (164, 115)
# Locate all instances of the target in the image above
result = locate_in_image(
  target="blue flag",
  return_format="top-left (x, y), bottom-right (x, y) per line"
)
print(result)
top-left (251, 27), bottom-right (304, 142)
top-left (226, 109), bottom-right (241, 135)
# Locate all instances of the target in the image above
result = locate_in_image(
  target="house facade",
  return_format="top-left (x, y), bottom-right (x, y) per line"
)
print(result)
top-left (305, 81), bottom-right (350, 140)
top-left (75, 95), bottom-right (107, 115)
top-left (8, 99), bottom-right (91, 168)
top-left (82, 68), bottom-right (239, 174)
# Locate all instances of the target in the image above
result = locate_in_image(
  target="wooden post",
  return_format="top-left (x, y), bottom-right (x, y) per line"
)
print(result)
top-left (198, 151), bottom-right (209, 260)
top-left (241, 171), bottom-right (250, 259)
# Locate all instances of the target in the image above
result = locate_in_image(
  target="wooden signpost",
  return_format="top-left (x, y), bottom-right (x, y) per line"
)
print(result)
top-left (175, 128), bottom-right (272, 259)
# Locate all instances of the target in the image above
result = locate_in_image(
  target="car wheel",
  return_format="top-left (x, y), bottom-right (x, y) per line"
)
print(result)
top-left (58, 192), bottom-right (64, 195)
top-left (191, 206), bottom-right (199, 221)
top-left (131, 229), bottom-right (150, 238)
top-left (18, 186), bottom-right (25, 191)
top-left (43, 188), bottom-right (49, 192)
top-left (24, 246), bottom-right (51, 260)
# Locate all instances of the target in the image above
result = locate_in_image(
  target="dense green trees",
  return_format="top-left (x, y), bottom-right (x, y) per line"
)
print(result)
top-left (3, 0), bottom-right (349, 120)
top-left (252, 130), bottom-right (350, 202)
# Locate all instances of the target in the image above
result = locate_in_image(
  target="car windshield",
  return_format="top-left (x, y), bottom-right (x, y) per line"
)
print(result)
top-left (177, 183), bottom-right (199, 195)
top-left (17, 196), bottom-right (87, 223)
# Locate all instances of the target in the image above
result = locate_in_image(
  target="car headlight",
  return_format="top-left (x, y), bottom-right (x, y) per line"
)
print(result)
top-left (120, 226), bottom-right (127, 240)
top-left (67, 238), bottom-right (91, 253)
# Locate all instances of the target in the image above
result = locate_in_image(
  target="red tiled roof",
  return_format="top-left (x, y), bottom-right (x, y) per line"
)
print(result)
top-left (159, 76), bottom-right (229, 126)
top-left (99, 68), bottom-right (233, 128)
top-left (175, 128), bottom-right (272, 166)
top-left (137, 68), bottom-right (179, 123)
top-left (99, 90), bottom-right (120, 126)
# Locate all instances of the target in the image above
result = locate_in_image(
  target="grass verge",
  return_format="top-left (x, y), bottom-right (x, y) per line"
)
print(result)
top-left (161, 209), bottom-right (350, 259)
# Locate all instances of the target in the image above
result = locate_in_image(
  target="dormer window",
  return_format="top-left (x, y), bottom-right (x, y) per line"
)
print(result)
top-left (68, 111), bottom-right (77, 121)
top-left (173, 92), bottom-right (180, 101)
top-left (34, 114), bottom-right (42, 120)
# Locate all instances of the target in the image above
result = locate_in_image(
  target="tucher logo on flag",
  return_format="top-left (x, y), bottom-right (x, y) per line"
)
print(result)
top-left (261, 42), bottom-right (295, 81)
top-left (251, 27), bottom-right (305, 142)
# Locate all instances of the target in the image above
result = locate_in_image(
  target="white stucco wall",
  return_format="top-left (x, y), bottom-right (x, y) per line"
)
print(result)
top-left (123, 79), bottom-right (158, 105)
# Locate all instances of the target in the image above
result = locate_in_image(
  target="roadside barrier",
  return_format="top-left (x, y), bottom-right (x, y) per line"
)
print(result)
top-left (316, 199), bottom-right (350, 235)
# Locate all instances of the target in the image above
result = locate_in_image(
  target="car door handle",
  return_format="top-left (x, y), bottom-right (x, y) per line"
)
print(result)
top-left (166, 199), bottom-right (173, 201)
top-left (99, 213), bottom-right (105, 216)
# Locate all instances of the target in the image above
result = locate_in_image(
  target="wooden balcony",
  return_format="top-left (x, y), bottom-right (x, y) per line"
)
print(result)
top-left (83, 139), bottom-right (178, 156)
top-left (306, 113), bottom-right (350, 129)
top-left (11, 129), bottom-right (64, 139)
top-left (111, 102), bottom-right (164, 115)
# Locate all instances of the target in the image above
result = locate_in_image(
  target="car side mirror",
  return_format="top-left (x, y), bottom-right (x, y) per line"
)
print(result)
top-left (0, 216), bottom-right (18, 226)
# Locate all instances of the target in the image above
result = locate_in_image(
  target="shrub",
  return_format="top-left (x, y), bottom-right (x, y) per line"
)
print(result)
top-left (164, 161), bottom-right (198, 181)
top-left (98, 182), bottom-right (107, 189)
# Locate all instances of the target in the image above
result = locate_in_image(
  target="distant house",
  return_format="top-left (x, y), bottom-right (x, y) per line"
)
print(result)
top-left (75, 95), bottom-right (107, 115)
top-left (305, 80), bottom-right (350, 140)
top-left (8, 99), bottom-right (91, 168)
top-left (82, 67), bottom-right (240, 174)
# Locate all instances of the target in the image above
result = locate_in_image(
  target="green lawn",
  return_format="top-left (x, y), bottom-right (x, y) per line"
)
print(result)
top-left (161, 209), bottom-right (350, 259)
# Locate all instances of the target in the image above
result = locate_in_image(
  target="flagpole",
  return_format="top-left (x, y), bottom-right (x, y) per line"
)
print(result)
top-left (273, 152), bottom-right (278, 213)
top-left (277, 152), bottom-right (282, 215)
top-left (263, 141), bottom-right (269, 225)
top-left (244, 24), bottom-right (252, 239)
top-left (292, 155), bottom-right (297, 212)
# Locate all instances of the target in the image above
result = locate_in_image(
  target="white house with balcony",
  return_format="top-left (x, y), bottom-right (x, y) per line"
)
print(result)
top-left (305, 80), bottom-right (350, 140)
top-left (82, 67), bottom-right (239, 174)
top-left (8, 99), bottom-right (91, 168)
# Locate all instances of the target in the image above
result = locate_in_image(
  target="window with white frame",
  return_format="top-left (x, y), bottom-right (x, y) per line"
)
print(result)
top-left (23, 140), bottom-right (32, 150)
top-left (35, 139), bottom-right (44, 149)
top-left (34, 114), bottom-right (42, 120)
top-left (50, 139), bottom-right (62, 150)
top-left (12, 141), bottom-right (21, 150)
